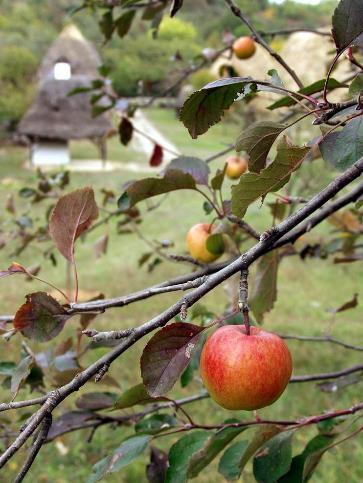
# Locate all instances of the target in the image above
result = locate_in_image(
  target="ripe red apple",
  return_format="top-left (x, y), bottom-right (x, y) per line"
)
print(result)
top-left (200, 325), bottom-right (292, 410)
top-left (186, 223), bottom-right (221, 263)
top-left (233, 36), bottom-right (256, 60)
top-left (225, 155), bottom-right (248, 179)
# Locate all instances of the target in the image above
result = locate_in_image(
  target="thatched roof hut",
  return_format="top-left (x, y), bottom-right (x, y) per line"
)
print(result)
top-left (18, 25), bottom-right (112, 145)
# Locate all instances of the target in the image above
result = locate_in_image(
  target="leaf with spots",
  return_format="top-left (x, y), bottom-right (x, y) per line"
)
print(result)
top-left (166, 431), bottom-right (210, 483)
top-left (141, 322), bottom-right (207, 397)
top-left (13, 292), bottom-right (71, 342)
top-left (188, 424), bottom-right (247, 478)
top-left (89, 435), bottom-right (151, 483)
top-left (235, 121), bottom-right (286, 173)
top-left (253, 430), bottom-right (294, 482)
top-left (231, 138), bottom-right (309, 218)
top-left (165, 156), bottom-right (210, 185)
top-left (49, 187), bottom-right (99, 262)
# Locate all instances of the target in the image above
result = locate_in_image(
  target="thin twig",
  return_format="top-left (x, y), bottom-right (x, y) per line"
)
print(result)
top-left (224, 0), bottom-right (303, 88)
top-left (14, 413), bottom-right (52, 483)
top-left (278, 333), bottom-right (363, 351)
top-left (0, 161), bottom-right (361, 469)
top-left (290, 364), bottom-right (363, 383)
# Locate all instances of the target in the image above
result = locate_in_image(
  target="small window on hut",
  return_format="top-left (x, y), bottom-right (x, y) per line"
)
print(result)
top-left (54, 62), bottom-right (71, 80)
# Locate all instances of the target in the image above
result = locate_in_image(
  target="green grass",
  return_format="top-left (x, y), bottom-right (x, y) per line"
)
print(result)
top-left (0, 108), bottom-right (362, 482)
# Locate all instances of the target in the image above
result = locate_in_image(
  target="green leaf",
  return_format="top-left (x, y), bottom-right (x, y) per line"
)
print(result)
top-left (238, 425), bottom-right (282, 474)
top-left (332, 0), bottom-right (363, 53)
top-left (187, 424), bottom-right (246, 478)
top-left (115, 10), bottom-right (136, 38)
top-left (67, 86), bottom-right (93, 96)
top-left (249, 251), bottom-right (279, 323)
top-left (165, 156), bottom-right (210, 185)
top-left (206, 233), bottom-right (225, 255)
top-left (135, 414), bottom-right (177, 435)
top-left (141, 322), bottom-right (205, 397)
top-left (279, 433), bottom-right (336, 483)
top-left (268, 201), bottom-right (287, 221)
top-left (11, 355), bottom-right (33, 397)
top-left (253, 430), bottom-right (294, 482)
top-left (180, 77), bottom-right (256, 138)
top-left (165, 431), bottom-right (210, 483)
top-left (211, 164), bottom-right (227, 190)
top-left (0, 362), bottom-right (16, 377)
top-left (180, 363), bottom-right (194, 387)
top-left (268, 69), bottom-right (284, 87)
top-left (117, 170), bottom-right (197, 211)
top-left (231, 138), bottom-right (309, 217)
top-left (235, 121), bottom-right (286, 173)
top-left (113, 383), bottom-right (161, 410)
top-left (349, 73), bottom-right (363, 95)
top-left (267, 79), bottom-right (344, 110)
top-left (218, 440), bottom-right (249, 481)
top-left (88, 435), bottom-right (151, 483)
top-left (203, 201), bottom-right (214, 215)
top-left (99, 10), bottom-right (114, 41)
top-left (319, 117), bottom-right (363, 171)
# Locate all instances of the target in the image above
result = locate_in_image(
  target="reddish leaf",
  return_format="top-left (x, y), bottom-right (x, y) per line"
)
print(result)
top-left (333, 293), bottom-right (358, 314)
top-left (49, 187), bottom-right (99, 262)
top-left (0, 261), bottom-right (27, 278)
top-left (119, 117), bottom-right (134, 145)
top-left (141, 322), bottom-right (206, 397)
top-left (149, 144), bottom-right (163, 167)
top-left (13, 292), bottom-right (70, 342)
top-left (47, 411), bottom-right (96, 442)
top-left (75, 392), bottom-right (117, 410)
top-left (147, 447), bottom-right (168, 483)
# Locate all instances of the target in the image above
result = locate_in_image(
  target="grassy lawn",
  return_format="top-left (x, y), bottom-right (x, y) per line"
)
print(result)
top-left (0, 108), bottom-right (362, 482)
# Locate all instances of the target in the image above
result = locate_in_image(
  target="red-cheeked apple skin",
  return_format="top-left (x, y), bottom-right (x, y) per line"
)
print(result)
top-left (200, 325), bottom-right (292, 410)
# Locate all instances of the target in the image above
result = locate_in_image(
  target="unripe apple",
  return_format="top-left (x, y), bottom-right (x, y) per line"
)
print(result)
top-left (225, 155), bottom-right (248, 179)
top-left (186, 223), bottom-right (221, 263)
top-left (232, 36), bottom-right (256, 60)
top-left (200, 325), bottom-right (292, 410)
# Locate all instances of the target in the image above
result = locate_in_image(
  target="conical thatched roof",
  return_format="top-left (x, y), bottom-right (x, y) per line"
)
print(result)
top-left (18, 25), bottom-right (112, 141)
top-left (37, 25), bottom-right (101, 83)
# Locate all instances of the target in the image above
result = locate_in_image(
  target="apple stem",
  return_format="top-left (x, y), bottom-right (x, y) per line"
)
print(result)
top-left (243, 306), bottom-right (251, 336)
top-left (239, 269), bottom-right (251, 335)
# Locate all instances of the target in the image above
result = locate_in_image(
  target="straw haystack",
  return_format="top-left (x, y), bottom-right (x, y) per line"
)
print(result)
top-left (18, 25), bottom-right (112, 166)
top-left (280, 31), bottom-right (353, 98)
